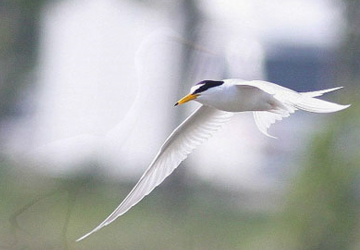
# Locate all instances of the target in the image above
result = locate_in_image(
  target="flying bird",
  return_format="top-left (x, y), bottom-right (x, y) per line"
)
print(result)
top-left (77, 79), bottom-right (349, 241)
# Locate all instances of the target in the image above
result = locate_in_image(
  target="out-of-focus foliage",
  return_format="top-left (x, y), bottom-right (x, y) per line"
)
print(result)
top-left (0, 163), bottom-right (271, 250)
top-left (261, 91), bottom-right (360, 250)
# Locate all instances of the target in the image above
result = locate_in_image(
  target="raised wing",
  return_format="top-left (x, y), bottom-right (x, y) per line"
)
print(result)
top-left (233, 80), bottom-right (348, 138)
top-left (77, 105), bottom-right (233, 241)
top-left (232, 80), bottom-right (296, 138)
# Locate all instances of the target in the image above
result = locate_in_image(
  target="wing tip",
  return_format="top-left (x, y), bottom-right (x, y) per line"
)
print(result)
top-left (341, 104), bottom-right (351, 110)
top-left (262, 131), bottom-right (278, 139)
top-left (76, 232), bottom-right (92, 242)
top-left (76, 222), bottom-right (107, 242)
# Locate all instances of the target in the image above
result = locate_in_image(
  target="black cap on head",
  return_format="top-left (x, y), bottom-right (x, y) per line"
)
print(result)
top-left (193, 80), bottom-right (224, 94)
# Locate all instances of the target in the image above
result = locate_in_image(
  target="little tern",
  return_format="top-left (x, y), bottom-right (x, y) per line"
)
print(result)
top-left (77, 79), bottom-right (349, 241)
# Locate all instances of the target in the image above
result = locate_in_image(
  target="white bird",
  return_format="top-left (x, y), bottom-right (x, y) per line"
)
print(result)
top-left (77, 79), bottom-right (349, 241)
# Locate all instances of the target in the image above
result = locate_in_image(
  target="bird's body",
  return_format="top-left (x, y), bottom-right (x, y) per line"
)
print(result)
top-left (77, 79), bottom-right (349, 241)
top-left (195, 79), bottom-right (287, 112)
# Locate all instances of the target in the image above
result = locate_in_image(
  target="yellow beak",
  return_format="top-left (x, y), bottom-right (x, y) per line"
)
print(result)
top-left (174, 93), bottom-right (198, 106)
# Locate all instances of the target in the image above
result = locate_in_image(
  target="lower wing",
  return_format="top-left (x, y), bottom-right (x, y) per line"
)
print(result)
top-left (77, 105), bottom-right (233, 241)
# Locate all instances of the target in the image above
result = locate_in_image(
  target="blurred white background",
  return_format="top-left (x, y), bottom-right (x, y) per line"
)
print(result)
top-left (3, 0), bottom-right (345, 191)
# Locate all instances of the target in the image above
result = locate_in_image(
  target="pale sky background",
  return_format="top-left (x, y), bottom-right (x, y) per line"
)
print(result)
top-left (6, 0), bottom-right (345, 191)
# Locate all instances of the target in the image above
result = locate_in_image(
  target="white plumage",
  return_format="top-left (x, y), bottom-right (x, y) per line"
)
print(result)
top-left (77, 79), bottom-right (349, 241)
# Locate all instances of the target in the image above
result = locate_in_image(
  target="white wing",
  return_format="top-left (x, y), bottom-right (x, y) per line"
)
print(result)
top-left (77, 105), bottom-right (233, 241)
top-left (231, 80), bottom-right (296, 138)
top-left (253, 110), bottom-right (293, 139)
top-left (232, 80), bottom-right (348, 138)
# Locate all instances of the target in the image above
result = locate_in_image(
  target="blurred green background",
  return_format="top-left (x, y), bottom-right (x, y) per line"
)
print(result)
top-left (0, 0), bottom-right (359, 249)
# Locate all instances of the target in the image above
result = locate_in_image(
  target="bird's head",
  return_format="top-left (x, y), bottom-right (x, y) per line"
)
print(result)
top-left (175, 80), bottom-right (224, 106)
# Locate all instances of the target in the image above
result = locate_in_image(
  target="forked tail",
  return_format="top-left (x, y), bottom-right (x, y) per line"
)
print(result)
top-left (296, 87), bottom-right (350, 113)
top-left (253, 86), bottom-right (350, 138)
